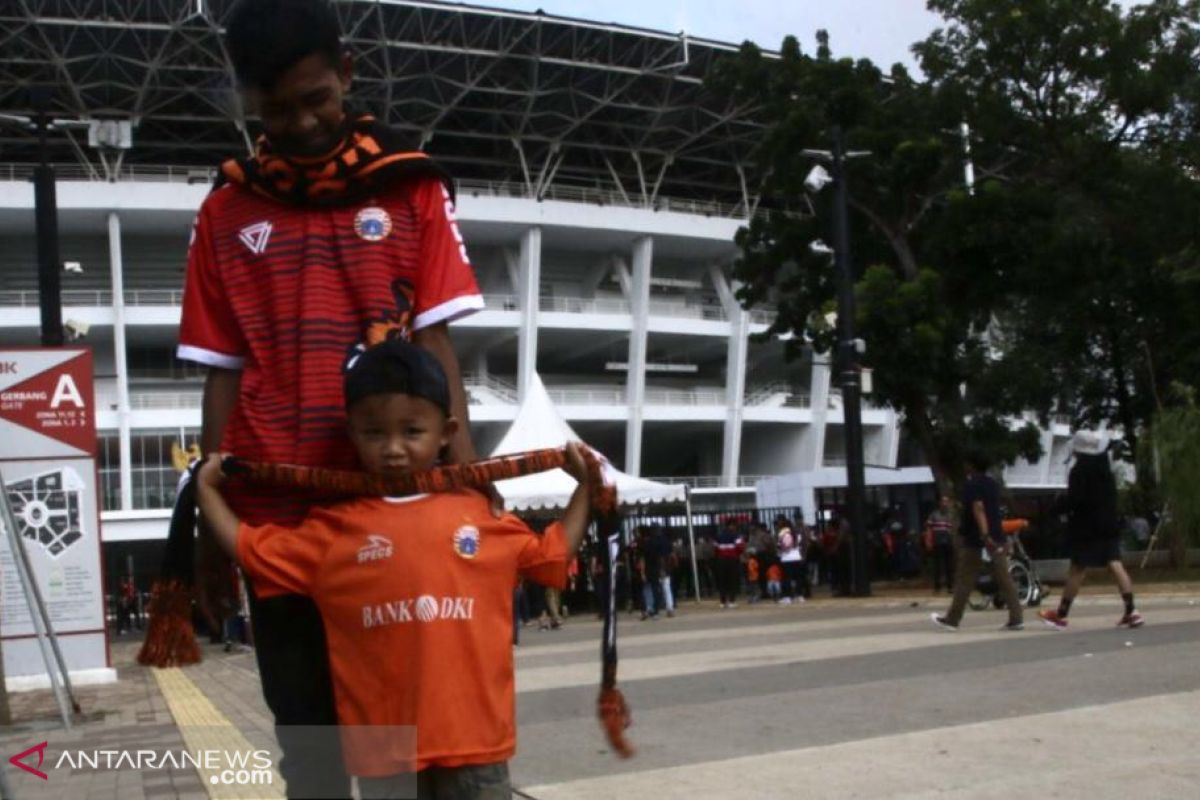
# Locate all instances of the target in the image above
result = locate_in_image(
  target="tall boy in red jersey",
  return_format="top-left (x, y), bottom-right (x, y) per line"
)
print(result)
top-left (177, 1), bottom-right (483, 795)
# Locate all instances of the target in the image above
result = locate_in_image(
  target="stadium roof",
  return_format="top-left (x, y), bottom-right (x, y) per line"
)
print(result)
top-left (0, 0), bottom-right (774, 212)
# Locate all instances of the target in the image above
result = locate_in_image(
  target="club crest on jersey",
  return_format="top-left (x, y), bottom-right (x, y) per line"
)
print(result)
top-left (453, 526), bottom-right (480, 559)
top-left (354, 206), bottom-right (392, 242)
top-left (238, 221), bottom-right (272, 254)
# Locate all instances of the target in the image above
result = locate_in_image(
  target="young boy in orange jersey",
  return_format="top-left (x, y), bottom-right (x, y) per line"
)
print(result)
top-left (196, 339), bottom-right (594, 798)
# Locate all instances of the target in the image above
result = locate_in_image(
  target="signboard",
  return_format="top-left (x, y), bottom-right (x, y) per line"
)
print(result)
top-left (0, 348), bottom-right (109, 681)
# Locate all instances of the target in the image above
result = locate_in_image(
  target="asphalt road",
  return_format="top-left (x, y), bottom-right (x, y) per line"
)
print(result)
top-left (509, 593), bottom-right (1200, 799)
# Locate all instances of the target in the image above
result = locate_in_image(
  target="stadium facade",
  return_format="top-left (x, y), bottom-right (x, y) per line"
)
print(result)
top-left (0, 0), bottom-right (1072, 546)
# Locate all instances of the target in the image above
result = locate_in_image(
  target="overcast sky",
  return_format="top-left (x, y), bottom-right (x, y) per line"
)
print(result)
top-left (477, 0), bottom-right (944, 70)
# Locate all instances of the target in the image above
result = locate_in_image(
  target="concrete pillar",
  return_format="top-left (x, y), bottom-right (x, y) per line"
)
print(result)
top-left (624, 236), bottom-right (652, 476)
top-left (721, 307), bottom-right (749, 485)
top-left (108, 212), bottom-right (133, 511)
top-left (707, 265), bottom-right (748, 485)
top-left (515, 226), bottom-right (541, 402)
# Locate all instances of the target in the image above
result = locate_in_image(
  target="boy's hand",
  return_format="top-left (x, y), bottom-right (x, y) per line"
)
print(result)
top-left (197, 452), bottom-right (228, 490)
top-left (562, 441), bottom-right (590, 486)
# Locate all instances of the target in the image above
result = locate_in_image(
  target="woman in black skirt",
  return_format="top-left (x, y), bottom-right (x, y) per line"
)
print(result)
top-left (1040, 431), bottom-right (1144, 629)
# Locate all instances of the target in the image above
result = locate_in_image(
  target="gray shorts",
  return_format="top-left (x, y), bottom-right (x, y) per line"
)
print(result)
top-left (358, 761), bottom-right (511, 800)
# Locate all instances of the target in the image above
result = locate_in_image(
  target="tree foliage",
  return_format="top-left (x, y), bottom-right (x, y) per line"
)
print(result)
top-left (710, 1), bottom-right (1200, 490)
top-left (1152, 386), bottom-right (1200, 561)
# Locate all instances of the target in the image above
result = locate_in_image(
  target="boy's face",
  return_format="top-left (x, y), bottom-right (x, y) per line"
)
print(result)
top-left (245, 52), bottom-right (353, 158)
top-left (347, 394), bottom-right (458, 479)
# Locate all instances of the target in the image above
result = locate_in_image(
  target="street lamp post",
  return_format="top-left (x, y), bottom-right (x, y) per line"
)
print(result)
top-left (830, 126), bottom-right (870, 597)
top-left (805, 125), bottom-right (871, 597)
top-left (32, 88), bottom-right (64, 346)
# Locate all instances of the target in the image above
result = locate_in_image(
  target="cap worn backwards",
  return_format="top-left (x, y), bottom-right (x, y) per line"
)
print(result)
top-left (343, 338), bottom-right (451, 415)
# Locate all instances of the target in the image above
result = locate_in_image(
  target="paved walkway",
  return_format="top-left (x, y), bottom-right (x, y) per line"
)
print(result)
top-left (1, 589), bottom-right (1198, 799)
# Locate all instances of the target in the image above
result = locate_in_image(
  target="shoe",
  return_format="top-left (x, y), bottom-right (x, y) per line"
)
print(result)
top-left (779, 597), bottom-right (792, 606)
top-left (1000, 621), bottom-right (1024, 631)
top-left (727, 602), bottom-right (737, 609)
top-left (796, 596), bottom-right (806, 604)
top-left (1039, 609), bottom-right (1068, 630)
top-left (639, 613), bottom-right (649, 621)
top-left (666, 609), bottom-right (675, 618)
top-left (929, 613), bottom-right (957, 631)
top-left (1118, 611), bottom-right (1145, 628)
top-left (550, 620), bottom-right (562, 630)
top-left (720, 602), bottom-right (728, 609)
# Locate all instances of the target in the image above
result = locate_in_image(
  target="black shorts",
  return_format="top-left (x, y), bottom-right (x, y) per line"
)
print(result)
top-left (1068, 537), bottom-right (1121, 568)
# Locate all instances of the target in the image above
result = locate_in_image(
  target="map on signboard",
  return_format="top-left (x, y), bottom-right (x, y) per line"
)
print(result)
top-left (5, 467), bottom-right (86, 558)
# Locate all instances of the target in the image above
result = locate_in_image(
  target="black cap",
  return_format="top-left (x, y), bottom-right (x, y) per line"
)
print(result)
top-left (343, 339), bottom-right (451, 415)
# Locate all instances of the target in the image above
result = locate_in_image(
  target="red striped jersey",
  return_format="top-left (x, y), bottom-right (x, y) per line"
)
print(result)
top-left (178, 176), bottom-right (483, 525)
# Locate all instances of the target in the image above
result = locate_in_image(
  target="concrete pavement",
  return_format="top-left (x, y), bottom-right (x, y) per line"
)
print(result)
top-left (1, 591), bottom-right (1197, 799)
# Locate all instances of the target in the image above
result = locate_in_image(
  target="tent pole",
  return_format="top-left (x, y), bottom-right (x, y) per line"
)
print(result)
top-left (684, 485), bottom-right (700, 603)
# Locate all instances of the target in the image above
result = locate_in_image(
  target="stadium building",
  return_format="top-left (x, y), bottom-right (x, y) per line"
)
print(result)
top-left (0, 0), bottom-right (1072, 561)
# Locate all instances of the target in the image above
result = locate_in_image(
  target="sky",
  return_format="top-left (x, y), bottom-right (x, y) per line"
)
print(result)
top-left (476, 0), bottom-right (945, 71)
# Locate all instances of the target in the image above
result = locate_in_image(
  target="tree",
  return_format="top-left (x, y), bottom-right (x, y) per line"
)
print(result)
top-left (916, 0), bottom-right (1200, 458)
top-left (709, 34), bottom-right (1051, 492)
top-left (712, 1), bottom-right (1200, 493)
top-left (1151, 385), bottom-right (1200, 565)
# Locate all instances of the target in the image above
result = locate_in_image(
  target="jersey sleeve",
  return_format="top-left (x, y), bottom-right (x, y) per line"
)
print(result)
top-left (177, 198), bottom-right (248, 369)
top-left (411, 177), bottom-right (485, 331)
top-left (236, 517), bottom-right (328, 598)
top-left (515, 520), bottom-right (569, 589)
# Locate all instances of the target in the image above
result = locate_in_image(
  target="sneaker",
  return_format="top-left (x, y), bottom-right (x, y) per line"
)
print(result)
top-left (720, 602), bottom-right (728, 609)
top-left (1039, 609), bottom-right (1068, 630)
top-left (666, 609), bottom-right (675, 618)
top-left (795, 596), bottom-right (806, 604)
top-left (929, 613), bottom-right (957, 631)
top-left (1000, 621), bottom-right (1024, 631)
top-left (779, 597), bottom-right (792, 606)
top-left (1118, 611), bottom-right (1145, 628)
top-left (727, 602), bottom-right (737, 609)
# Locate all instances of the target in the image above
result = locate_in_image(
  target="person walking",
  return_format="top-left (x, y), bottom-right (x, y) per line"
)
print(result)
top-left (1040, 432), bottom-right (1145, 630)
top-left (931, 454), bottom-right (1024, 631)
top-left (924, 495), bottom-right (955, 594)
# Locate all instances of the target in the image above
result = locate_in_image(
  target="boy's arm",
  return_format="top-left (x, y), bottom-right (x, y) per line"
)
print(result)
top-left (557, 441), bottom-right (593, 557)
top-left (196, 454), bottom-right (241, 560)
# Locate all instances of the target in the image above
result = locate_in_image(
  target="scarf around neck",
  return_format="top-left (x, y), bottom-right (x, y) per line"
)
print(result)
top-left (219, 114), bottom-right (451, 207)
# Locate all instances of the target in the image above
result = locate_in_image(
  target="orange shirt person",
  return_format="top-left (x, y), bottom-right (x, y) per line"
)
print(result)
top-left (196, 339), bottom-right (594, 796)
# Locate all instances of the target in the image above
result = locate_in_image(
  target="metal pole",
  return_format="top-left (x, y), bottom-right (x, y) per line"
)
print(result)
top-left (684, 486), bottom-right (701, 602)
top-left (33, 94), bottom-right (63, 347)
top-left (0, 476), bottom-right (74, 728)
top-left (831, 126), bottom-right (871, 597)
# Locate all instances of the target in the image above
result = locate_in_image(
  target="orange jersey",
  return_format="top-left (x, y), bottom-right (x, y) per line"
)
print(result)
top-left (236, 490), bottom-right (568, 775)
top-left (746, 557), bottom-right (760, 582)
top-left (766, 564), bottom-right (783, 583)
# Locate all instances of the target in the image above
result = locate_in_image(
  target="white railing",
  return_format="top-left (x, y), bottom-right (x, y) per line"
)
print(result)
top-left (645, 387), bottom-right (726, 406)
top-left (645, 475), bottom-right (766, 488)
top-left (456, 178), bottom-right (751, 220)
top-left (462, 374), bottom-right (518, 404)
top-left (546, 387), bottom-right (627, 406)
top-left (0, 163), bottom-right (218, 184)
top-left (0, 165), bottom-right (752, 220)
top-left (540, 296), bottom-right (631, 315)
top-left (0, 289), bottom-right (184, 307)
top-left (647, 299), bottom-right (727, 321)
top-left (481, 294), bottom-right (520, 312)
top-left (129, 391), bottom-right (202, 410)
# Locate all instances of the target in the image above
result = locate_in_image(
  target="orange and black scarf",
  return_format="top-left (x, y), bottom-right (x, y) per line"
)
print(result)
top-left (219, 113), bottom-right (451, 207)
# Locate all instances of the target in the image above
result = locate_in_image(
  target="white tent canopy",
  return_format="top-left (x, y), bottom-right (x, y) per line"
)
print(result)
top-left (490, 373), bottom-right (686, 511)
